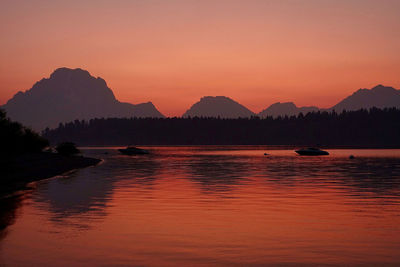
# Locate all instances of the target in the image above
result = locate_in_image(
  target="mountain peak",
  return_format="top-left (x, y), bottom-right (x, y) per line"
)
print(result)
top-left (200, 96), bottom-right (234, 102)
top-left (50, 67), bottom-right (91, 79)
top-left (2, 68), bottom-right (165, 130)
top-left (183, 96), bottom-right (255, 118)
top-left (372, 84), bottom-right (384, 89)
top-left (269, 102), bottom-right (296, 108)
top-left (371, 84), bottom-right (396, 92)
top-left (259, 102), bottom-right (318, 118)
top-left (331, 85), bottom-right (400, 111)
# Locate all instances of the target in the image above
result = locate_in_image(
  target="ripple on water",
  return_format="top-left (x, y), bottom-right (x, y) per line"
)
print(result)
top-left (1, 147), bottom-right (400, 266)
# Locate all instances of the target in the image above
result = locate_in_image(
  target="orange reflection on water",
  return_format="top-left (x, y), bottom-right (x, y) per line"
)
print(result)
top-left (1, 147), bottom-right (400, 266)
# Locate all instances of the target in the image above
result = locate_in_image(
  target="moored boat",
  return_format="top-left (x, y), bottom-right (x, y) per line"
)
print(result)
top-left (119, 146), bottom-right (149, 155)
top-left (295, 147), bottom-right (329, 156)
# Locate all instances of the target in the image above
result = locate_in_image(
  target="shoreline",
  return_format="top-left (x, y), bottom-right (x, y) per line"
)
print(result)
top-left (78, 145), bottom-right (400, 149)
top-left (0, 152), bottom-right (101, 198)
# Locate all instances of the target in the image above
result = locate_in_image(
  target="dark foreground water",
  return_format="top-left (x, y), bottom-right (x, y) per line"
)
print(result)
top-left (1, 147), bottom-right (400, 266)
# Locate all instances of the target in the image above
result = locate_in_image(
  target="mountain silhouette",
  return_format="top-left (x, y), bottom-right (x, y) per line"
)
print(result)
top-left (257, 85), bottom-right (400, 117)
top-left (2, 68), bottom-right (164, 130)
top-left (330, 85), bottom-right (400, 111)
top-left (182, 96), bottom-right (255, 118)
top-left (258, 102), bottom-right (319, 118)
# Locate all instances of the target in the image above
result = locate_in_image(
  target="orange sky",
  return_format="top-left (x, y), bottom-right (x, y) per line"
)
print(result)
top-left (0, 0), bottom-right (399, 116)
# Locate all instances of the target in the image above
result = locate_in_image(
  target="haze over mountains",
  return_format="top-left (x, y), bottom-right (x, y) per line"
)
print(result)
top-left (1, 67), bottom-right (399, 130)
top-left (2, 68), bottom-right (164, 130)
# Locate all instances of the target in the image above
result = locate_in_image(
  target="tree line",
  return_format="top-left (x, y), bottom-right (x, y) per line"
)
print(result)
top-left (42, 108), bottom-right (400, 147)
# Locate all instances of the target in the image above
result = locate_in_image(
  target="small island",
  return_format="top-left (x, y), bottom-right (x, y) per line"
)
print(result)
top-left (0, 109), bottom-right (100, 197)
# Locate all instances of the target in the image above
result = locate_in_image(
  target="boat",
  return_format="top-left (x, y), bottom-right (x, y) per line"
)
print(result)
top-left (118, 146), bottom-right (149, 155)
top-left (295, 147), bottom-right (329, 156)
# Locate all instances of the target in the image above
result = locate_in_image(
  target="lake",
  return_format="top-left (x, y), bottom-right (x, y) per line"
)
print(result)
top-left (1, 147), bottom-right (400, 266)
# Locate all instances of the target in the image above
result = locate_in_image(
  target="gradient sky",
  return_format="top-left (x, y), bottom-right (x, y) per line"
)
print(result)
top-left (1, 0), bottom-right (399, 116)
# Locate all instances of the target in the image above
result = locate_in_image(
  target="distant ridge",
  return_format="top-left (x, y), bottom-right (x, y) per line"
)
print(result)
top-left (3, 69), bottom-right (399, 127)
top-left (182, 96), bottom-right (255, 118)
top-left (257, 85), bottom-right (400, 117)
top-left (181, 85), bottom-right (400, 118)
top-left (330, 85), bottom-right (400, 111)
top-left (258, 102), bottom-right (319, 118)
top-left (2, 68), bottom-right (165, 130)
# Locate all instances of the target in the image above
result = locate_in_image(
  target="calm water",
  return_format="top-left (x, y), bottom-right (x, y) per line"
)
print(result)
top-left (1, 147), bottom-right (400, 266)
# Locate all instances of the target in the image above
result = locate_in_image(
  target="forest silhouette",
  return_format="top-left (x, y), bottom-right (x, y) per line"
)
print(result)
top-left (43, 108), bottom-right (400, 147)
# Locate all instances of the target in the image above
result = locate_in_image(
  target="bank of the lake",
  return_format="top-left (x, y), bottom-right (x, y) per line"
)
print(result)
top-left (0, 152), bottom-right (101, 197)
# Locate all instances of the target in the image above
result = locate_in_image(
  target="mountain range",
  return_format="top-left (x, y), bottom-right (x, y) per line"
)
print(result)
top-left (2, 68), bottom-right (164, 130)
top-left (2, 67), bottom-right (399, 130)
top-left (184, 85), bottom-right (400, 118)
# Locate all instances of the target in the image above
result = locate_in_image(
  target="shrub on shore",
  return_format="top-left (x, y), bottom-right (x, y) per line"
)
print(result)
top-left (0, 109), bottom-right (49, 157)
top-left (55, 142), bottom-right (80, 156)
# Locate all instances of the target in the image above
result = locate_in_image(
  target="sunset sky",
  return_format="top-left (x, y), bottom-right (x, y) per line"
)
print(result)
top-left (1, 0), bottom-right (399, 116)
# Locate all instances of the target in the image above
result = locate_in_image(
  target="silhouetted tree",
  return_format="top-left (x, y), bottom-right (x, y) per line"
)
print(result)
top-left (0, 109), bottom-right (48, 157)
top-left (55, 142), bottom-right (80, 156)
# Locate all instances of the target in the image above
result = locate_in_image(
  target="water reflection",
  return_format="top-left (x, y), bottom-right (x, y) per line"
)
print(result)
top-left (34, 168), bottom-right (112, 226)
top-left (31, 148), bottom-right (400, 227)
top-left (0, 195), bottom-right (24, 241)
top-left (113, 154), bottom-right (162, 188)
top-left (338, 158), bottom-right (400, 195)
top-left (1, 147), bottom-right (400, 266)
top-left (32, 152), bottom-right (163, 228)
top-left (257, 155), bottom-right (400, 197)
top-left (184, 155), bottom-right (250, 193)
